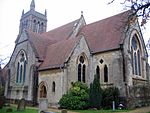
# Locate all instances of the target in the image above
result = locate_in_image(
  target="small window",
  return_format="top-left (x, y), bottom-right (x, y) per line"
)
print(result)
top-left (52, 81), bottom-right (55, 92)
top-left (100, 59), bottom-right (104, 64)
top-left (104, 65), bottom-right (108, 82)
top-left (96, 66), bottom-right (100, 79)
top-left (79, 56), bottom-right (84, 63)
top-left (78, 64), bottom-right (82, 82)
top-left (82, 64), bottom-right (86, 83)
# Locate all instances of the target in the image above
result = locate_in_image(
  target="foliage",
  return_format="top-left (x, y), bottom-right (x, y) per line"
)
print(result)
top-left (89, 74), bottom-right (102, 109)
top-left (102, 87), bottom-right (120, 109)
top-left (0, 85), bottom-right (4, 96)
top-left (0, 85), bottom-right (5, 108)
top-left (59, 81), bottom-right (89, 110)
top-left (109, 0), bottom-right (150, 26)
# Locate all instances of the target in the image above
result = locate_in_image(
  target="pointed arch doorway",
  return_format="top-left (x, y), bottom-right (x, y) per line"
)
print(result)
top-left (38, 81), bottom-right (48, 112)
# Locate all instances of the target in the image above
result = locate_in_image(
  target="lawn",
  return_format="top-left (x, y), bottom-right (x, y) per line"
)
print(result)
top-left (0, 105), bottom-right (38, 113)
top-left (73, 109), bottom-right (130, 113)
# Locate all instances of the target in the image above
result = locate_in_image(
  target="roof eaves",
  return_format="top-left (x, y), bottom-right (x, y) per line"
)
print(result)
top-left (38, 64), bottom-right (64, 71)
top-left (91, 47), bottom-right (121, 55)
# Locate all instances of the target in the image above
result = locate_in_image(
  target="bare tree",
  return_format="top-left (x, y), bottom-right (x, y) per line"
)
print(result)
top-left (109, 0), bottom-right (150, 26)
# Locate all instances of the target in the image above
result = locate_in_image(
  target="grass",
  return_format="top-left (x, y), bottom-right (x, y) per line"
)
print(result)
top-left (0, 105), bottom-right (38, 113)
top-left (73, 109), bottom-right (130, 113)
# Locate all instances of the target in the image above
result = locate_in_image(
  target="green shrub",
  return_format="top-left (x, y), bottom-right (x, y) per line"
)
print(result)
top-left (59, 82), bottom-right (89, 110)
top-left (89, 74), bottom-right (102, 109)
top-left (102, 87), bottom-right (120, 109)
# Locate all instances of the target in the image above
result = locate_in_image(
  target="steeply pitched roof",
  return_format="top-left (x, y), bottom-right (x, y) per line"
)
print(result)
top-left (26, 30), bottom-right (56, 60)
top-left (41, 19), bottom-right (79, 42)
top-left (80, 11), bottom-right (131, 53)
top-left (39, 37), bottom-right (80, 70)
top-left (26, 10), bottom-right (133, 70)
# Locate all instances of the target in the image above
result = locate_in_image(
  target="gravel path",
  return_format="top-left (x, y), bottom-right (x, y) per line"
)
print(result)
top-left (48, 106), bottom-right (150, 113)
top-left (119, 106), bottom-right (150, 113)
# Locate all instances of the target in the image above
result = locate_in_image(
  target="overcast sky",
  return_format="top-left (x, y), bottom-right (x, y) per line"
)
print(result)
top-left (0, 0), bottom-right (150, 66)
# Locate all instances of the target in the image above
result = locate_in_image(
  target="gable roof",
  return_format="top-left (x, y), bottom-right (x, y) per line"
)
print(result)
top-left (39, 37), bottom-right (80, 70)
top-left (80, 11), bottom-right (131, 54)
top-left (41, 19), bottom-right (79, 42)
top-left (25, 10), bottom-right (133, 70)
top-left (26, 30), bottom-right (56, 60)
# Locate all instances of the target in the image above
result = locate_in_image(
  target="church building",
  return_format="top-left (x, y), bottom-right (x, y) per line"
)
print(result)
top-left (4, 0), bottom-right (150, 107)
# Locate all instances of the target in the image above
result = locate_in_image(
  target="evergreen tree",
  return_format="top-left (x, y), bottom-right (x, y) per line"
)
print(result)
top-left (89, 74), bottom-right (102, 109)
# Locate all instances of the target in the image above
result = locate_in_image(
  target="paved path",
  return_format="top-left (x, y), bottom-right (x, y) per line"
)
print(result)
top-left (119, 106), bottom-right (150, 113)
top-left (48, 106), bottom-right (150, 113)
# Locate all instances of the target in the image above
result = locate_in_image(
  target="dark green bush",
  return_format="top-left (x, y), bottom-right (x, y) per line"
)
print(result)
top-left (102, 87), bottom-right (120, 109)
top-left (59, 82), bottom-right (89, 110)
top-left (89, 74), bottom-right (102, 109)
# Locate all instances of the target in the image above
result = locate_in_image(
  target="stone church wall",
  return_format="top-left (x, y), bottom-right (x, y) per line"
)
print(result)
top-left (39, 69), bottom-right (64, 108)
top-left (6, 31), bottom-right (37, 102)
top-left (66, 36), bottom-right (91, 88)
top-left (92, 50), bottom-right (126, 97)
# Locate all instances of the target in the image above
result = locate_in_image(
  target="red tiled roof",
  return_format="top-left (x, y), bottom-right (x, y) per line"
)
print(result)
top-left (26, 30), bottom-right (56, 60)
top-left (41, 19), bottom-right (79, 42)
top-left (26, 11), bottom-right (132, 70)
top-left (39, 37), bottom-right (80, 70)
top-left (80, 11), bottom-right (131, 53)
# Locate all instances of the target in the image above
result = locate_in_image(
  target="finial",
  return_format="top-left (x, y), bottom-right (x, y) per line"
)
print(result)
top-left (81, 11), bottom-right (83, 16)
top-left (22, 10), bottom-right (24, 16)
top-left (30, 0), bottom-right (35, 11)
top-left (45, 9), bottom-right (47, 17)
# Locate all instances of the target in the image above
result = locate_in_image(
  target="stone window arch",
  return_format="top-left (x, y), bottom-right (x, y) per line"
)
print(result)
top-left (77, 54), bottom-right (88, 83)
top-left (131, 34), bottom-right (142, 76)
top-left (16, 50), bottom-right (27, 84)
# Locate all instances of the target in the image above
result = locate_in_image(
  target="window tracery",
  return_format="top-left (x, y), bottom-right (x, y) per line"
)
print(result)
top-left (16, 50), bottom-right (27, 84)
top-left (131, 34), bottom-right (142, 76)
top-left (78, 55), bottom-right (87, 83)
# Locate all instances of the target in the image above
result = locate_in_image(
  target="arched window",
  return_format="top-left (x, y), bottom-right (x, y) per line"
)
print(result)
top-left (33, 20), bottom-right (36, 32)
top-left (23, 61), bottom-right (26, 82)
top-left (40, 23), bottom-right (44, 33)
top-left (104, 65), bottom-right (108, 82)
top-left (77, 55), bottom-right (87, 83)
top-left (131, 34), bottom-right (142, 76)
top-left (16, 50), bottom-right (27, 84)
top-left (20, 65), bottom-right (23, 83)
top-left (37, 21), bottom-right (40, 33)
top-left (137, 50), bottom-right (141, 76)
top-left (52, 81), bottom-right (56, 92)
top-left (40, 84), bottom-right (47, 98)
top-left (16, 62), bottom-right (20, 83)
top-left (78, 64), bottom-right (81, 82)
top-left (82, 65), bottom-right (86, 83)
top-left (96, 66), bottom-right (100, 79)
